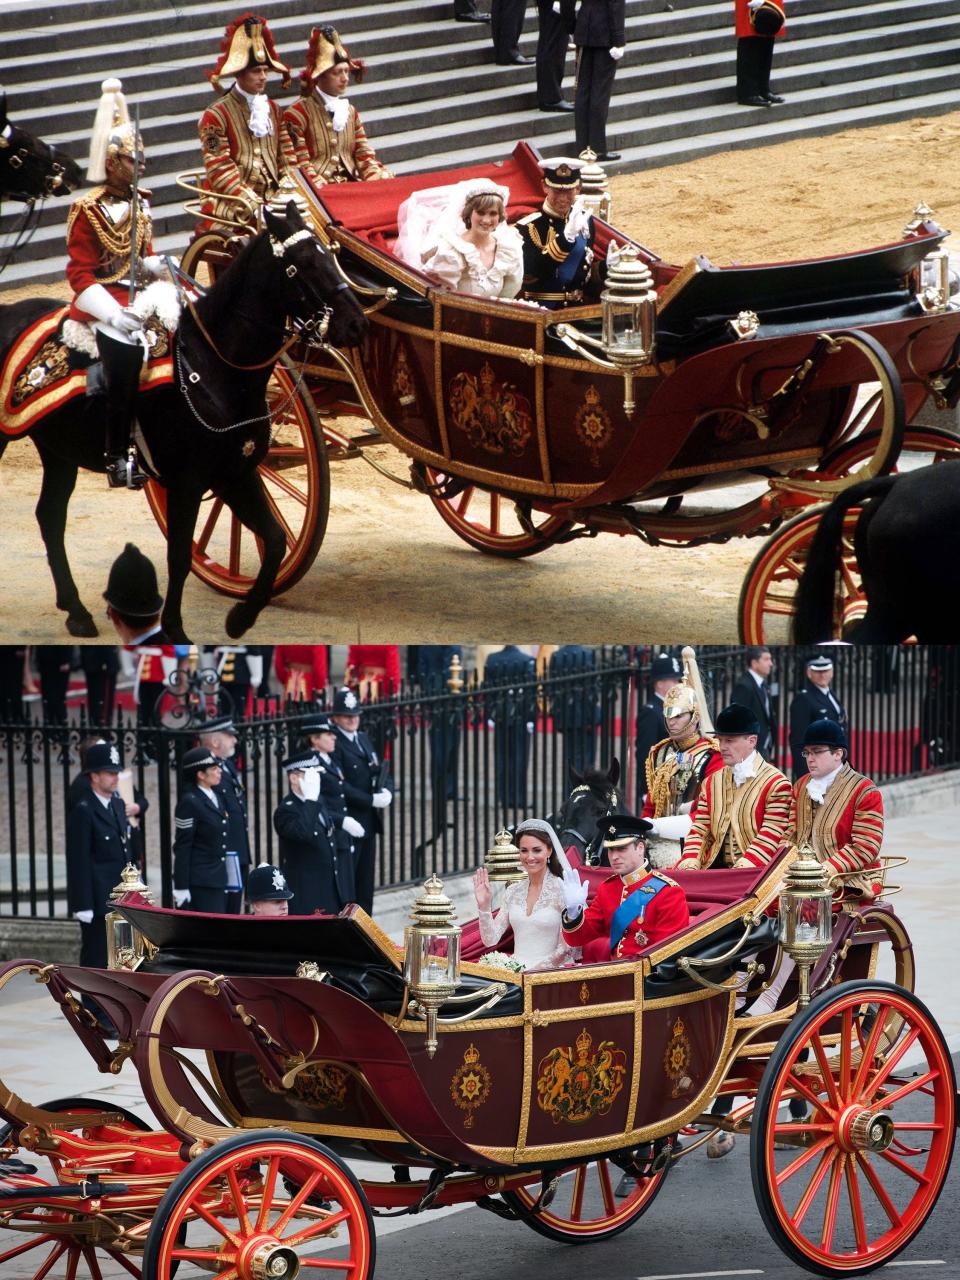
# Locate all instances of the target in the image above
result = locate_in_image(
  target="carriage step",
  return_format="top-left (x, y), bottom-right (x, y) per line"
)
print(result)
top-left (475, 1194), bottom-right (520, 1221)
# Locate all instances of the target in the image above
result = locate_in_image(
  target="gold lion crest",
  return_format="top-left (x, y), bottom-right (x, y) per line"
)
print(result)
top-left (573, 385), bottom-right (613, 466)
top-left (663, 1016), bottom-right (693, 1098)
top-left (536, 1027), bottom-right (627, 1125)
top-left (447, 362), bottom-right (532, 457)
top-left (450, 1042), bottom-right (492, 1129)
top-left (260, 1062), bottom-right (349, 1111)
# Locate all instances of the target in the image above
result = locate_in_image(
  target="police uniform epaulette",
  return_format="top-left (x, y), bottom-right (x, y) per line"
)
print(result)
top-left (517, 211), bottom-right (540, 226)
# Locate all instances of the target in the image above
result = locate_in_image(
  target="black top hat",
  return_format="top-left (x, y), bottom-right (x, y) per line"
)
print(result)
top-left (331, 687), bottom-right (361, 715)
top-left (600, 814), bottom-right (653, 847)
top-left (806, 654), bottom-right (835, 671)
top-left (82, 740), bottom-right (122, 773)
top-left (715, 703), bottom-right (760, 736)
top-left (182, 745), bottom-right (219, 775)
top-left (282, 750), bottom-right (320, 772)
top-left (649, 653), bottom-right (682, 680)
top-left (200, 714), bottom-right (237, 736)
top-left (802, 718), bottom-right (847, 750)
top-left (297, 711), bottom-right (335, 735)
top-left (247, 862), bottom-right (294, 901)
top-left (102, 543), bottom-right (163, 618)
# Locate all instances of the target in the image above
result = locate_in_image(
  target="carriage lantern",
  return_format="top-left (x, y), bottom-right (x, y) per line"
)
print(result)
top-left (914, 247), bottom-right (952, 314)
top-left (106, 863), bottom-right (155, 971)
top-left (484, 828), bottom-right (526, 883)
top-left (403, 874), bottom-right (461, 1057)
top-left (778, 843), bottom-right (833, 1008)
top-left (577, 148), bottom-right (612, 223)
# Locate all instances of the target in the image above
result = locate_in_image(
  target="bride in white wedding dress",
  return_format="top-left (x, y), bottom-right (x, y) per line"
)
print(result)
top-left (473, 819), bottom-right (580, 971)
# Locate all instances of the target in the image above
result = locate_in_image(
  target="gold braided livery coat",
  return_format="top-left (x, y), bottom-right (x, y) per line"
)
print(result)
top-left (789, 764), bottom-right (884, 897)
top-left (680, 759), bottom-right (792, 869)
top-left (198, 89), bottom-right (285, 225)
top-left (280, 94), bottom-right (387, 184)
top-left (641, 734), bottom-right (722, 820)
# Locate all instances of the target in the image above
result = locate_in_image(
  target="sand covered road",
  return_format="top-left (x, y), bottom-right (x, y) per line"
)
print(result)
top-left (2, 112), bottom-right (959, 643)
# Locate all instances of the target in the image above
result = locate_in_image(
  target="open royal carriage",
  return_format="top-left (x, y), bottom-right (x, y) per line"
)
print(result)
top-left (168, 141), bottom-right (960, 639)
top-left (0, 846), bottom-right (955, 1279)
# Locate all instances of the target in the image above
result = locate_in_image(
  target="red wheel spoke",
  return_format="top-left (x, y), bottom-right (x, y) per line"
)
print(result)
top-left (775, 1135), bottom-right (833, 1187)
top-left (299, 1260), bottom-right (359, 1270)
top-left (266, 446), bottom-right (307, 460)
top-left (229, 516), bottom-right (242, 576)
top-left (570, 1167), bottom-right (586, 1221)
top-left (855, 1151), bottom-right (903, 1228)
top-left (64, 1246), bottom-right (80, 1280)
top-left (819, 1152), bottom-right (844, 1253)
top-left (284, 1207), bottom-right (350, 1246)
top-left (872, 1068), bottom-right (938, 1111)
top-left (262, 487), bottom-right (298, 552)
top-left (0, 1233), bottom-right (59, 1262)
top-left (844, 1154), bottom-right (868, 1255)
top-left (454, 486), bottom-right (474, 518)
top-left (489, 494), bottom-right (501, 535)
top-left (864, 1026), bottom-right (921, 1098)
top-left (33, 1240), bottom-right (66, 1280)
top-left (597, 1160), bottom-right (615, 1217)
top-left (808, 1033), bottom-right (842, 1111)
top-left (272, 1171), bottom-right (324, 1234)
top-left (81, 1246), bottom-right (105, 1280)
top-left (172, 1246), bottom-right (235, 1262)
top-left (792, 1146), bottom-right (835, 1229)
top-left (838, 1006), bottom-right (852, 1093)
top-left (261, 465), bottom-right (310, 506)
top-left (878, 1147), bottom-right (932, 1186)
top-left (851, 1003), bottom-right (889, 1099)
top-left (787, 1070), bottom-right (830, 1115)
top-left (893, 1121), bottom-right (944, 1131)
top-left (105, 1248), bottom-right (144, 1278)
top-left (226, 1164), bottom-right (252, 1234)
top-left (192, 1197), bottom-right (241, 1244)
top-left (194, 497), bottom-right (225, 555)
top-left (257, 1156), bottom-right (281, 1230)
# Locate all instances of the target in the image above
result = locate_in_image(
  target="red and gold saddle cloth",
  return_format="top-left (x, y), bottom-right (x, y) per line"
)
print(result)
top-left (0, 306), bottom-right (174, 438)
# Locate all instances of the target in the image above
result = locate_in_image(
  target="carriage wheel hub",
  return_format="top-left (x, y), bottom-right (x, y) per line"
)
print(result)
top-left (838, 1105), bottom-right (894, 1153)
top-left (239, 1234), bottom-right (300, 1280)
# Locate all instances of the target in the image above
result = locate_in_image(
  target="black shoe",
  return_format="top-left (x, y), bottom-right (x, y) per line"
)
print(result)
top-left (738, 95), bottom-right (771, 106)
top-left (765, 93), bottom-right (785, 104)
top-left (455, 11), bottom-right (490, 19)
top-left (595, 151), bottom-right (621, 162)
top-left (539, 100), bottom-right (575, 112)
top-left (498, 53), bottom-right (534, 65)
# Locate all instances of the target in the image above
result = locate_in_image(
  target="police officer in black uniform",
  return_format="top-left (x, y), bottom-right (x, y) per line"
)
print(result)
top-left (198, 714), bottom-right (250, 912)
top-left (298, 711), bottom-right (364, 906)
top-left (550, 643), bottom-right (598, 778)
top-left (274, 749), bottom-right (341, 914)
top-left (409, 645), bottom-right (464, 838)
top-left (330, 688), bottom-right (393, 915)
top-left (173, 745), bottom-right (230, 913)
top-left (789, 654), bottom-right (847, 780)
top-left (634, 652), bottom-right (682, 808)
top-left (515, 158), bottom-right (596, 308)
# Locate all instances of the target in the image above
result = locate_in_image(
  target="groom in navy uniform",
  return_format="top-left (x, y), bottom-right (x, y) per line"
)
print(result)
top-left (516, 158), bottom-right (596, 307)
top-left (331, 688), bottom-right (393, 914)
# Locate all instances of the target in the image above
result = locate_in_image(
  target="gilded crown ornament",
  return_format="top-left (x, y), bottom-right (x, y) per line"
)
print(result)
top-left (484, 828), bottom-right (525, 882)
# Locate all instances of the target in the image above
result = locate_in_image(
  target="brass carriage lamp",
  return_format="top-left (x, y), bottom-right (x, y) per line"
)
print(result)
top-left (778, 843), bottom-right (833, 1008)
top-left (577, 148), bottom-right (612, 223)
top-left (403, 875), bottom-right (461, 1057)
top-left (105, 863), bottom-right (154, 971)
top-left (484, 828), bottom-right (526, 883)
top-left (915, 247), bottom-right (953, 314)
top-left (601, 247), bottom-right (657, 416)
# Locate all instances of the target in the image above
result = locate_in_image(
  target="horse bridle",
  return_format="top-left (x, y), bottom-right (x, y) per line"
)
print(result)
top-left (0, 127), bottom-right (72, 200)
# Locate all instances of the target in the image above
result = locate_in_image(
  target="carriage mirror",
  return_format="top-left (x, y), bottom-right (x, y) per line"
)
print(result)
top-left (778, 844), bottom-right (833, 1007)
top-left (484, 828), bottom-right (525, 883)
top-left (106, 863), bottom-right (154, 971)
top-left (403, 875), bottom-right (462, 1057)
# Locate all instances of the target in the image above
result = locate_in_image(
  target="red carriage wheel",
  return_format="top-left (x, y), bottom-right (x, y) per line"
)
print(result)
top-left (738, 507), bottom-right (863, 644)
top-left (823, 423), bottom-right (960, 478)
top-left (142, 1130), bottom-right (375, 1280)
top-left (502, 1146), bottom-right (670, 1242)
top-left (750, 980), bottom-right (956, 1277)
top-left (145, 359), bottom-right (329, 598)
top-left (424, 468), bottom-right (574, 557)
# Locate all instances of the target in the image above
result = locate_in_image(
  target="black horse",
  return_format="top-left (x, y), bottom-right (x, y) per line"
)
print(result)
top-left (0, 201), bottom-right (367, 640)
top-left (0, 89), bottom-right (82, 202)
top-left (793, 461), bottom-right (960, 642)
top-left (553, 759), bottom-right (628, 865)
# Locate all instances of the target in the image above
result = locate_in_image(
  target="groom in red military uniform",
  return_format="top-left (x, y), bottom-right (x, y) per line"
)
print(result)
top-left (560, 814), bottom-right (689, 957)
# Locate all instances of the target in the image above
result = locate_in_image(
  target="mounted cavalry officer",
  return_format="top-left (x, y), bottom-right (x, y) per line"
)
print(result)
top-left (199, 12), bottom-right (291, 233)
top-left (66, 79), bottom-right (176, 490)
top-left (641, 650), bottom-right (722, 868)
top-left (515, 157), bottom-right (596, 308)
top-left (281, 26), bottom-right (391, 186)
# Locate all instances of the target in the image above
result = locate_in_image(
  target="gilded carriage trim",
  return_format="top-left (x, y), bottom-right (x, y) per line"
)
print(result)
top-left (655, 256), bottom-right (705, 314)
top-left (536, 1027), bottom-right (627, 1125)
top-left (434, 302), bottom-right (451, 457)
top-left (450, 1042), bottom-right (492, 1129)
top-left (260, 1059), bottom-right (349, 1111)
top-left (236, 1116), bottom-right (403, 1141)
top-left (534, 319), bottom-right (551, 483)
top-left (392, 342), bottom-right (418, 410)
top-left (659, 447), bottom-right (820, 483)
top-left (447, 362), bottom-right (534, 457)
top-left (664, 1016), bottom-right (693, 1098)
top-left (624, 966), bottom-right (644, 1132)
top-left (301, 361), bottom-right (354, 382)
top-left (516, 978), bottom-right (536, 1156)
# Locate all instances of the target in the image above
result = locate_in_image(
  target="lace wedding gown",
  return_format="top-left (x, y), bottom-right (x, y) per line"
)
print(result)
top-left (478, 875), bottom-right (579, 971)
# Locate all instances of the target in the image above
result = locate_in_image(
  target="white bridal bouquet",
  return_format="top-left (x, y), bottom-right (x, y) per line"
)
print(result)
top-left (477, 951), bottom-right (525, 973)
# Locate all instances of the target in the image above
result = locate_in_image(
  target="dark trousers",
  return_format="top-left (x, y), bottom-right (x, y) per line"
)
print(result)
top-left (429, 720), bottom-right (461, 833)
top-left (574, 45), bottom-right (617, 153)
top-left (79, 918), bottom-right (114, 1031)
top-left (189, 885), bottom-right (227, 913)
top-left (536, 0), bottom-right (568, 104)
top-left (354, 833), bottom-right (377, 915)
top-left (736, 36), bottom-right (775, 100)
top-left (492, 0), bottom-right (526, 60)
top-left (495, 725), bottom-right (530, 809)
top-left (453, 0), bottom-right (483, 14)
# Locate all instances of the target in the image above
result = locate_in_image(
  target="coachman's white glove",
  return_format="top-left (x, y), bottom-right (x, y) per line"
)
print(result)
top-left (172, 889), bottom-right (191, 908)
top-left (342, 815), bottom-right (365, 839)
top-left (73, 910), bottom-right (94, 925)
top-left (561, 869), bottom-right (590, 915)
top-left (609, 45), bottom-right (625, 60)
top-left (648, 814), bottom-right (692, 841)
top-left (372, 788), bottom-right (393, 809)
top-left (300, 768), bottom-right (321, 803)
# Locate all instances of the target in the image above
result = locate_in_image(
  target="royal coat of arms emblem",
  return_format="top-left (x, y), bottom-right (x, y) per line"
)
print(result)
top-left (447, 361), bottom-right (532, 457)
top-left (536, 1027), bottom-right (627, 1124)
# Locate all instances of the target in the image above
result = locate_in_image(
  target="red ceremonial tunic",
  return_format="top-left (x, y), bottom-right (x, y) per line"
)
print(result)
top-left (679, 759), bottom-right (792, 869)
top-left (735, 0), bottom-right (786, 39)
top-left (561, 869), bottom-right (690, 957)
top-left (280, 94), bottom-right (387, 185)
top-left (789, 764), bottom-right (884, 897)
top-left (126, 645), bottom-right (177, 686)
top-left (65, 189), bottom-right (154, 323)
top-left (198, 90), bottom-right (285, 226)
top-left (640, 734), bottom-right (723, 820)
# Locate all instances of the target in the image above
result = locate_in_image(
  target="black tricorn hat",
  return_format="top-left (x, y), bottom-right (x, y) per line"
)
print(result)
top-left (247, 862), bottom-right (294, 901)
top-left (802, 718), bottom-right (847, 750)
top-left (600, 814), bottom-right (654, 847)
top-left (102, 543), bottom-right (163, 618)
top-left (82, 740), bottom-right (122, 773)
top-left (715, 702), bottom-right (760, 736)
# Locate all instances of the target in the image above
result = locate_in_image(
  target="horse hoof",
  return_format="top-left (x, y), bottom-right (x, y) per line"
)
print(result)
top-left (225, 602), bottom-right (258, 638)
top-left (66, 613), bottom-right (98, 638)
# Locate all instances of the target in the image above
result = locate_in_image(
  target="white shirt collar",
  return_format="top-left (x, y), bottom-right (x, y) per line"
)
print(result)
top-left (198, 784), bottom-right (219, 805)
top-left (317, 87), bottom-right (350, 132)
top-left (748, 668), bottom-right (766, 687)
top-left (732, 750), bottom-right (760, 787)
top-left (93, 790), bottom-right (113, 808)
top-left (806, 763), bottom-right (843, 805)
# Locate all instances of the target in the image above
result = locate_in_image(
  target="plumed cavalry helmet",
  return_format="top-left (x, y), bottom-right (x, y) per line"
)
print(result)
top-left (208, 12), bottom-right (291, 91)
top-left (299, 26), bottom-right (366, 92)
top-left (662, 645), bottom-right (715, 732)
top-left (86, 78), bottom-right (143, 183)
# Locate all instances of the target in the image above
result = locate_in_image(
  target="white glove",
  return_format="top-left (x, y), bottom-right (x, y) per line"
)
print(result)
top-left (372, 788), bottom-right (393, 809)
top-left (747, 0), bottom-right (762, 9)
top-left (552, 0), bottom-right (561, 10)
top-left (141, 254), bottom-right (174, 279)
top-left (525, 722), bottom-right (534, 734)
top-left (73, 910), bottom-right (94, 925)
top-left (342, 815), bottom-right (365, 839)
top-left (74, 283), bottom-right (141, 333)
top-left (486, 718), bottom-right (495, 729)
top-left (173, 889), bottom-right (191, 908)
top-left (564, 196), bottom-right (592, 242)
top-left (561, 869), bottom-right (590, 915)
top-left (649, 814), bottom-right (692, 842)
top-left (609, 45), bottom-right (625, 60)
top-left (300, 768), bottom-right (321, 802)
